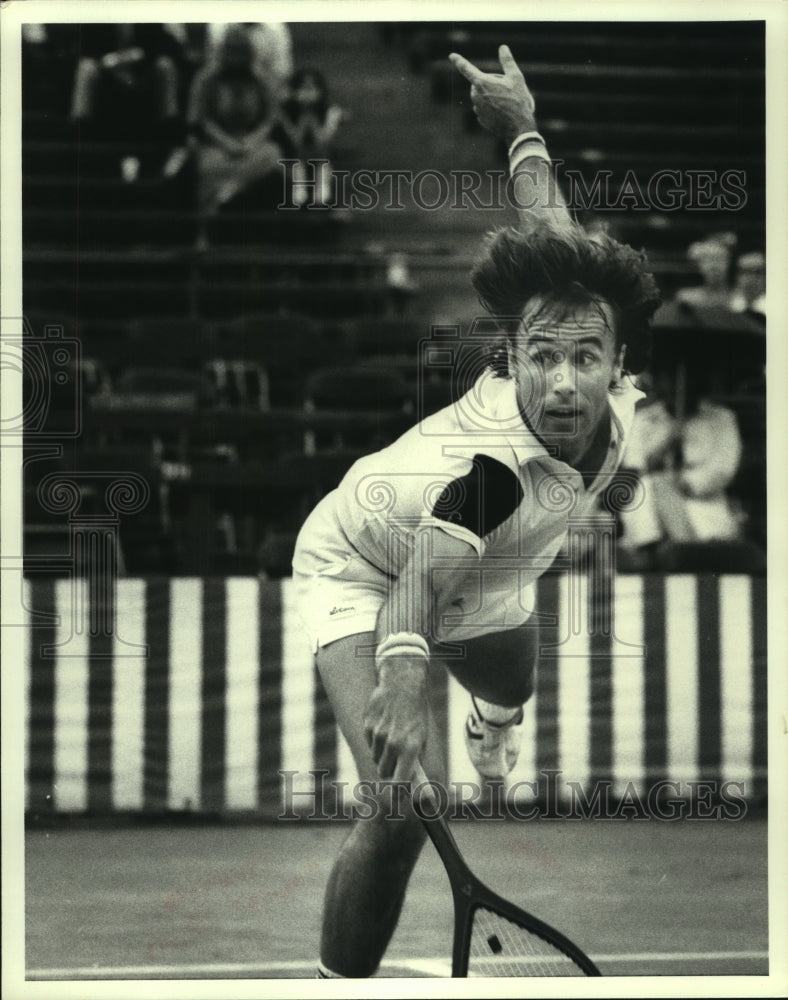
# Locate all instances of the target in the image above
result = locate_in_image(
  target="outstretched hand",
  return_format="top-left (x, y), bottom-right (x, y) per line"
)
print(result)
top-left (449, 44), bottom-right (537, 144)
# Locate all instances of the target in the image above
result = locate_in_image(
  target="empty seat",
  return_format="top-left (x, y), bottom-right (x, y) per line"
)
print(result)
top-left (203, 359), bottom-right (270, 411)
top-left (126, 317), bottom-right (217, 369)
top-left (262, 448), bottom-right (369, 527)
top-left (336, 316), bottom-right (427, 358)
top-left (305, 366), bottom-right (413, 412)
top-left (214, 313), bottom-right (330, 406)
top-left (304, 365), bottom-right (414, 453)
top-left (113, 367), bottom-right (214, 408)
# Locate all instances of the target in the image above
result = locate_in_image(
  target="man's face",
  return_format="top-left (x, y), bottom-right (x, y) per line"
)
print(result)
top-left (508, 293), bottom-right (623, 467)
top-left (736, 263), bottom-right (765, 303)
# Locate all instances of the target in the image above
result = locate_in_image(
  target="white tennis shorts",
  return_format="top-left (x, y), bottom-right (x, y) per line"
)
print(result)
top-left (292, 505), bottom-right (536, 654)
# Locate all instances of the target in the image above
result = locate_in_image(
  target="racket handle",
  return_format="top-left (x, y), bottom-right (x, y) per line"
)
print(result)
top-left (413, 761), bottom-right (431, 786)
top-left (412, 760), bottom-right (442, 811)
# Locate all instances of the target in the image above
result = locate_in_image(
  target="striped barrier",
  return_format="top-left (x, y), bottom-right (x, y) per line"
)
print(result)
top-left (23, 574), bottom-right (766, 818)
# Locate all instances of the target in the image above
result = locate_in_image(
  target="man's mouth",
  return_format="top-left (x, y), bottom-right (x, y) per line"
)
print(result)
top-left (544, 406), bottom-right (578, 418)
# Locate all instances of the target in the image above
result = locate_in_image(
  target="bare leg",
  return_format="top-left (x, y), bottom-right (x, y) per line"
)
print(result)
top-left (316, 631), bottom-right (446, 977)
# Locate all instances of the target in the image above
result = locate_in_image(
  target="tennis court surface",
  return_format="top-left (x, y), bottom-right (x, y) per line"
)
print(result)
top-left (26, 814), bottom-right (768, 980)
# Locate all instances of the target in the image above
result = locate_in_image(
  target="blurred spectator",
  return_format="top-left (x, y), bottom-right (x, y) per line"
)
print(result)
top-left (731, 250), bottom-right (766, 318)
top-left (69, 24), bottom-right (184, 165)
top-left (674, 232), bottom-right (737, 310)
top-left (617, 387), bottom-right (745, 561)
top-left (279, 69), bottom-right (344, 156)
top-left (187, 25), bottom-right (284, 230)
top-left (278, 68), bottom-right (345, 207)
top-left (205, 23), bottom-right (293, 99)
top-left (22, 24), bottom-right (56, 110)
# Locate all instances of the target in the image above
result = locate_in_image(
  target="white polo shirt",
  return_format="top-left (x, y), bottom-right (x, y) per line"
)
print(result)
top-left (292, 371), bottom-right (643, 643)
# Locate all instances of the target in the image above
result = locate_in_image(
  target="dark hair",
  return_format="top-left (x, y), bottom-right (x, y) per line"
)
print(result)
top-left (218, 24), bottom-right (255, 64)
top-left (472, 223), bottom-right (661, 374)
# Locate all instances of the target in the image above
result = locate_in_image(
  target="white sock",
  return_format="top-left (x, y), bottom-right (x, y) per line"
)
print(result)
top-left (474, 696), bottom-right (521, 726)
top-left (317, 961), bottom-right (346, 978)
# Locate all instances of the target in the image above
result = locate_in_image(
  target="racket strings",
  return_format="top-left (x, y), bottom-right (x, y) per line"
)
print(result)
top-left (468, 906), bottom-right (588, 977)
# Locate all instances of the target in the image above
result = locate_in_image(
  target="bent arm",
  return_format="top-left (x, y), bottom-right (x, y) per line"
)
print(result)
top-left (375, 526), bottom-right (477, 642)
top-left (509, 154), bottom-right (572, 234)
top-left (450, 44), bottom-right (573, 234)
top-left (187, 71), bottom-right (245, 155)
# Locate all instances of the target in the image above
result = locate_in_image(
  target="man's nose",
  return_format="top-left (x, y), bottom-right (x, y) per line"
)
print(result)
top-left (550, 352), bottom-right (575, 393)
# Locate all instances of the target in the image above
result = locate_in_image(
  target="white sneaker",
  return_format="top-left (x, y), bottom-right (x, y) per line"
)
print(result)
top-left (464, 696), bottom-right (524, 778)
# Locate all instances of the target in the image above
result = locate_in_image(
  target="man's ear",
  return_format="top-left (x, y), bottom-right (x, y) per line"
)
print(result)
top-left (609, 343), bottom-right (627, 390)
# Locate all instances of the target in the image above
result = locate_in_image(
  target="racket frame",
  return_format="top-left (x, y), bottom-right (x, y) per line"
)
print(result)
top-left (413, 764), bottom-right (601, 978)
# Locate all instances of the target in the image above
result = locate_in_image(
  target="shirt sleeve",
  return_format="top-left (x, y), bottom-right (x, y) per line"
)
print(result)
top-left (424, 453), bottom-right (524, 557)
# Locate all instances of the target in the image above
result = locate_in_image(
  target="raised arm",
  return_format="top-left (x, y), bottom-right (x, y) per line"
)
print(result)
top-left (449, 44), bottom-right (573, 233)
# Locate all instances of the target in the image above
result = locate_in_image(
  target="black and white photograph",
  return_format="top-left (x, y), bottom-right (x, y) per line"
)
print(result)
top-left (1, 1), bottom-right (786, 996)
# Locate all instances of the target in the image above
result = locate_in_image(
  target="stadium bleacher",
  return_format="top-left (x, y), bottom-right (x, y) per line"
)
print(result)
top-left (21, 20), bottom-right (766, 576)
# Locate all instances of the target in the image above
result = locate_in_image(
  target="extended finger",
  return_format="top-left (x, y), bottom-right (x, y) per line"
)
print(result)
top-left (393, 746), bottom-right (418, 785)
top-left (498, 44), bottom-right (523, 78)
top-left (364, 716), bottom-right (385, 761)
top-left (377, 742), bottom-right (397, 781)
top-left (449, 51), bottom-right (485, 84)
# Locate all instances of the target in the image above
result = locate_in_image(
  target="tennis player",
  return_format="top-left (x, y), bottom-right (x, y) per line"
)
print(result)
top-left (293, 45), bottom-right (661, 978)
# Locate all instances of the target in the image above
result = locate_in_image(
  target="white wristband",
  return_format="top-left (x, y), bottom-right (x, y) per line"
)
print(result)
top-left (510, 143), bottom-right (552, 176)
top-left (375, 631), bottom-right (430, 669)
top-left (508, 130), bottom-right (546, 159)
top-left (376, 645), bottom-right (430, 667)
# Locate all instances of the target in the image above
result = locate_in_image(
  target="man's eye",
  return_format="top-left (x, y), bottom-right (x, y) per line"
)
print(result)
top-left (579, 351), bottom-right (598, 365)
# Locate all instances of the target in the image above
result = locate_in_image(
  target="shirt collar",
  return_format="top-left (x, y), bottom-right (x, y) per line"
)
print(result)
top-left (488, 375), bottom-right (645, 469)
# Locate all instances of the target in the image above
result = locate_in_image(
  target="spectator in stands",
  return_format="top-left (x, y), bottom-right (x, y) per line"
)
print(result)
top-left (674, 232), bottom-right (737, 310)
top-left (205, 23), bottom-right (293, 99)
top-left (22, 24), bottom-right (55, 111)
top-left (279, 68), bottom-right (344, 155)
top-left (278, 68), bottom-right (345, 207)
top-left (617, 380), bottom-right (745, 564)
top-left (69, 24), bottom-right (184, 170)
top-left (731, 250), bottom-right (766, 319)
top-left (187, 25), bottom-right (284, 234)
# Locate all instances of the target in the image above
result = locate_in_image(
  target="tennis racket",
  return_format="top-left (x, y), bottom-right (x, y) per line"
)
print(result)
top-left (412, 763), bottom-right (601, 978)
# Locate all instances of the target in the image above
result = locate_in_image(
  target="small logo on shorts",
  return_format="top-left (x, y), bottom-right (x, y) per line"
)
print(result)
top-left (329, 606), bottom-right (356, 616)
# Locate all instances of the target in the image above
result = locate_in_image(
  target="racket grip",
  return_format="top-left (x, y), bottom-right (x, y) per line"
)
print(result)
top-left (413, 761), bottom-right (431, 786)
top-left (412, 760), bottom-right (442, 812)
